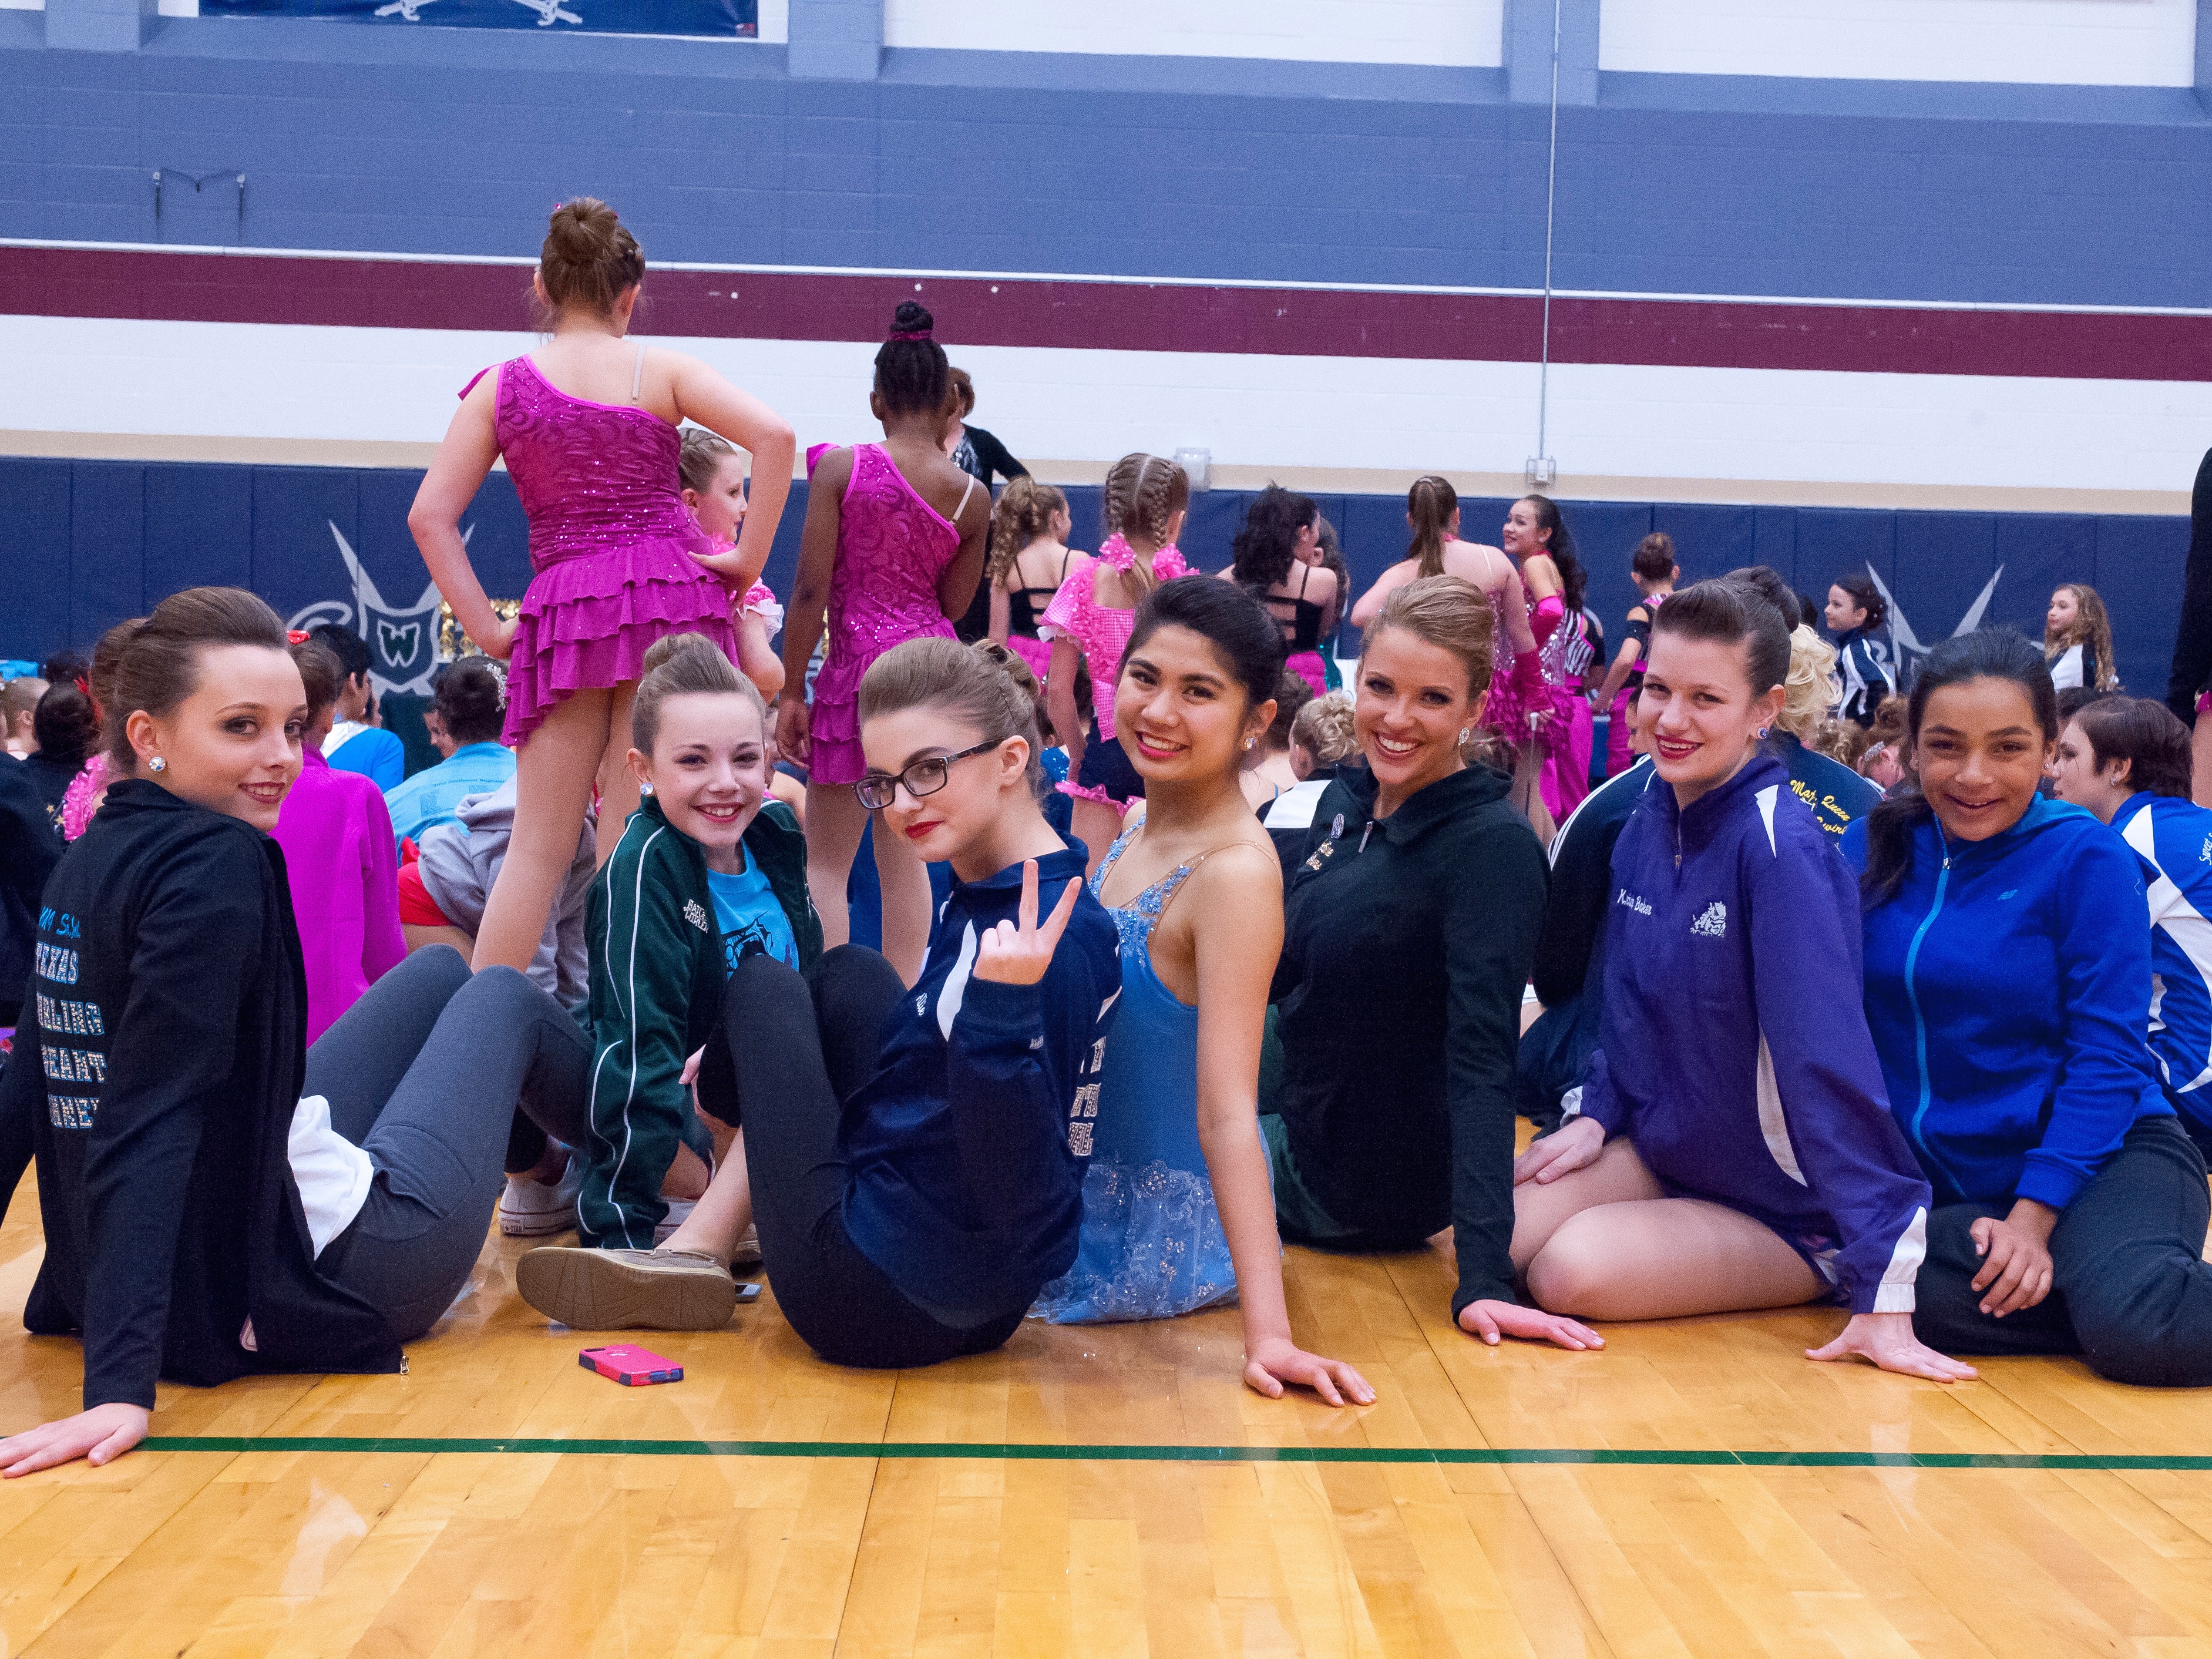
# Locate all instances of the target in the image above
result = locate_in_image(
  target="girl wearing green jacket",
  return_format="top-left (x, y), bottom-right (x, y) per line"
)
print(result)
top-left (572, 633), bottom-right (821, 1250)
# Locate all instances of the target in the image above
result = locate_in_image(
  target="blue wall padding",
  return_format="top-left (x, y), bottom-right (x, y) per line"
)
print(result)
top-left (0, 456), bottom-right (2187, 698)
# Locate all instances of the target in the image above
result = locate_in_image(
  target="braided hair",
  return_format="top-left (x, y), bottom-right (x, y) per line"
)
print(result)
top-left (1101, 453), bottom-right (1191, 597)
top-left (874, 300), bottom-right (950, 418)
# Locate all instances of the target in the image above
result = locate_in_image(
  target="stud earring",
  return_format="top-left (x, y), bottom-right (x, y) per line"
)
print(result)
top-left (1243, 738), bottom-right (1255, 751)
top-left (640, 781), bottom-right (654, 796)
top-left (1458, 728), bottom-right (1470, 744)
top-left (1757, 727), bottom-right (1769, 738)
top-left (149, 756), bottom-right (166, 773)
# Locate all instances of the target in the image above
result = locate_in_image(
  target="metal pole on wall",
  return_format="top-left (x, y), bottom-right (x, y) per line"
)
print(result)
top-left (1527, 0), bottom-right (1561, 489)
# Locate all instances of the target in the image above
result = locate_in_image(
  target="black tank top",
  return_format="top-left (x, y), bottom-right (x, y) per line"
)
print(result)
top-left (1261, 562), bottom-right (1327, 653)
top-left (1005, 548), bottom-right (1073, 639)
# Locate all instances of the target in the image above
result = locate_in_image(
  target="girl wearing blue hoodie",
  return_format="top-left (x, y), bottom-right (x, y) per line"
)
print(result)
top-left (1846, 634), bottom-right (2212, 1386)
top-left (1514, 580), bottom-right (1973, 1383)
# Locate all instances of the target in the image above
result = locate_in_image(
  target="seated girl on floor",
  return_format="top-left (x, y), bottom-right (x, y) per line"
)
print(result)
top-left (0, 587), bottom-right (601, 1477)
top-left (1265, 576), bottom-right (1589, 1350)
top-left (1030, 578), bottom-right (1371, 1408)
top-left (1511, 578), bottom-right (1975, 1382)
top-left (2048, 695), bottom-right (2212, 1160)
top-left (1846, 633), bottom-right (2212, 1386)
top-left (551, 633), bottom-right (821, 1260)
top-left (517, 637), bottom-right (1129, 1372)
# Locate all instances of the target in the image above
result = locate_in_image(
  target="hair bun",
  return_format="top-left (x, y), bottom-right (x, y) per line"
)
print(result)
top-left (538, 196), bottom-right (646, 322)
top-left (640, 630), bottom-right (730, 677)
top-left (889, 300), bottom-right (934, 340)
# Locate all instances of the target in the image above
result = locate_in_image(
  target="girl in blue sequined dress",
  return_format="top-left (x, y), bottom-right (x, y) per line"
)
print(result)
top-left (1031, 580), bottom-right (1373, 1407)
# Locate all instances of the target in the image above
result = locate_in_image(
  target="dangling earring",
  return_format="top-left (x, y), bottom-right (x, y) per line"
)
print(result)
top-left (149, 756), bottom-right (166, 773)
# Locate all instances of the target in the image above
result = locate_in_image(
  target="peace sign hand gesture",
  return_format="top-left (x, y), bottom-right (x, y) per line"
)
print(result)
top-left (974, 859), bottom-right (1081, 987)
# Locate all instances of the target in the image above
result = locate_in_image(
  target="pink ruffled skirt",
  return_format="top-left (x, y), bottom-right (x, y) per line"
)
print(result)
top-left (503, 542), bottom-right (739, 747)
top-left (808, 617), bottom-right (959, 785)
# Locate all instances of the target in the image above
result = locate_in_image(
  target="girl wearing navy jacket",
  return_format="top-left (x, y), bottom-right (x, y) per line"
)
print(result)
top-left (1515, 580), bottom-right (1974, 1382)
top-left (1847, 634), bottom-right (2212, 1385)
top-left (519, 638), bottom-right (1124, 1369)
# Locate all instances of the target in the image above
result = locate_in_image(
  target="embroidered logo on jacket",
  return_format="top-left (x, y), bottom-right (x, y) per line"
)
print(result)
top-left (1616, 888), bottom-right (1652, 916)
top-left (683, 899), bottom-right (708, 932)
top-left (1691, 902), bottom-right (1728, 938)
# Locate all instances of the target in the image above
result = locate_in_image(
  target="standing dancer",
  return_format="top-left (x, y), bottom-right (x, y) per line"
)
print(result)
top-left (409, 198), bottom-right (795, 975)
top-left (1042, 453), bottom-right (1192, 875)
top-left (775, 302), bottom-right (990, 985)
top-left (1492, 494), bottom-right (1586, 841)
top-left (985, 477), bottom-right (1076, 684)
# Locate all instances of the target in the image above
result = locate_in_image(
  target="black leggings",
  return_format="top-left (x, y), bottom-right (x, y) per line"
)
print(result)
top-left (307, 948), bottom-right (591, 1341)
top-left (694, 946), bottom-right (1027, 1370)
top-left (1913, 1114), bottom-right (2212, 1387)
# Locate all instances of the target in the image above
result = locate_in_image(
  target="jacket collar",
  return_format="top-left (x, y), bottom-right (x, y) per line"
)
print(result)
top-left (1645, 753), bottom-right (1787, 851)
top-left (2116, 790), bottom-right (2163, 832)
top-left (1340, 760), bottom-right (1509, 845)
top-left (1917, 788), bottom-right (2089, 867)
top-left (100, 777), bottom-right (193, 818)
top-left (99, 777), bottom-right (274, 846)
top-left (953, 842), bottom-right (1090, 901)
top-left (301, 746), bottom-right (331, 773)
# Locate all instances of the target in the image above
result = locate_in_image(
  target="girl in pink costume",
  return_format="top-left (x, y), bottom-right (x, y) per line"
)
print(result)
top-left (1352, 476), bottom-right (1541, 667)
top-left (678, 425), bottom-right (787, 698)
top-left (1041, 452), bottom-right (1192, 876)
top-left (1491, 493), bottom-right (1588, 840)
top-left (775, 302), bottom-right (990, 985)
top-left (411, 199), bottom-right (795, 976)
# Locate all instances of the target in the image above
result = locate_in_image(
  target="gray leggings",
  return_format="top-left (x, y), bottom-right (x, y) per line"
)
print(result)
top-left (307, 948), bottom-right (591, 1341)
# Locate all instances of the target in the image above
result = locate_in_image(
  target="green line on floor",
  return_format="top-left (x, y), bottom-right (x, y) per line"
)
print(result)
top-left (136, 1436), bottom-right (2212, 1471)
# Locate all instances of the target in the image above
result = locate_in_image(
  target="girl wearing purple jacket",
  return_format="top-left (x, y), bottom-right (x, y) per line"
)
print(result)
top-left (1510, 580), bottom-right (1976, 1382)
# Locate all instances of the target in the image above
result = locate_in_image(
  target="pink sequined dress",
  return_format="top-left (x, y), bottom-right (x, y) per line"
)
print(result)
top-left (1037, 536), bottom-right (1191, 744)
top-left (808, 443), bottom-right (976, 785)
top-left (1480, 587), bottom-right (1548, 743)
top-left (476, 352), bottom-right (738, 747)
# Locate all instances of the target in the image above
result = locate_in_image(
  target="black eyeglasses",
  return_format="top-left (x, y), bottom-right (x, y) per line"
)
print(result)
top-left (853, 740), bottom-right (1005, 810)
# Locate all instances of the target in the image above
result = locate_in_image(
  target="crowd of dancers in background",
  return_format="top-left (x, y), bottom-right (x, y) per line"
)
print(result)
top-left (4, 194), bottom-right (2212, 1479)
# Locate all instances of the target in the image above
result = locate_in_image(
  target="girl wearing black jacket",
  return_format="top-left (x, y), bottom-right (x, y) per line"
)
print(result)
top-left (1266, 576), bottom-right (1598, 1349)
top-left (0, 588), bottom-right (596, 1477)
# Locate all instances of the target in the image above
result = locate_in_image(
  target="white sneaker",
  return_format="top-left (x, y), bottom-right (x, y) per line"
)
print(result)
top-left (497, 1157), bottom-right (580, 1237)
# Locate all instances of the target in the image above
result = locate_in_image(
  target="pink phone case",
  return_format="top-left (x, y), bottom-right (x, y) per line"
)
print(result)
top-left (579, 1344), bottom-right (684, 1386)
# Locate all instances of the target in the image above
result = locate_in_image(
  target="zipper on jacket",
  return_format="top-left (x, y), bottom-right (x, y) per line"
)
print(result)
top-left (1901, 827), bottom-right (1961, 1194)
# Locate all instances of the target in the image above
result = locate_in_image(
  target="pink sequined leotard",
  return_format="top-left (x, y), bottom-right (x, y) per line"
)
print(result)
top-left (807, 443), bottom-right (976, 785)
top-left (1037, 536), bottom-right (1192, 743)
top-left (475, 351), bottom-right (738, 747)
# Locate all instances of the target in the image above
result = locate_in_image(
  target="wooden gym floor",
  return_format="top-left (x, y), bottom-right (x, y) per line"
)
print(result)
top-left (6, 1161), bottom-right (2212, 1659)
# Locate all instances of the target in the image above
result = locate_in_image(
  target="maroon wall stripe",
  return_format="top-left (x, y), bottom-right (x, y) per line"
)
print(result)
top-left (4, 245), bottom-right (2208, 382)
